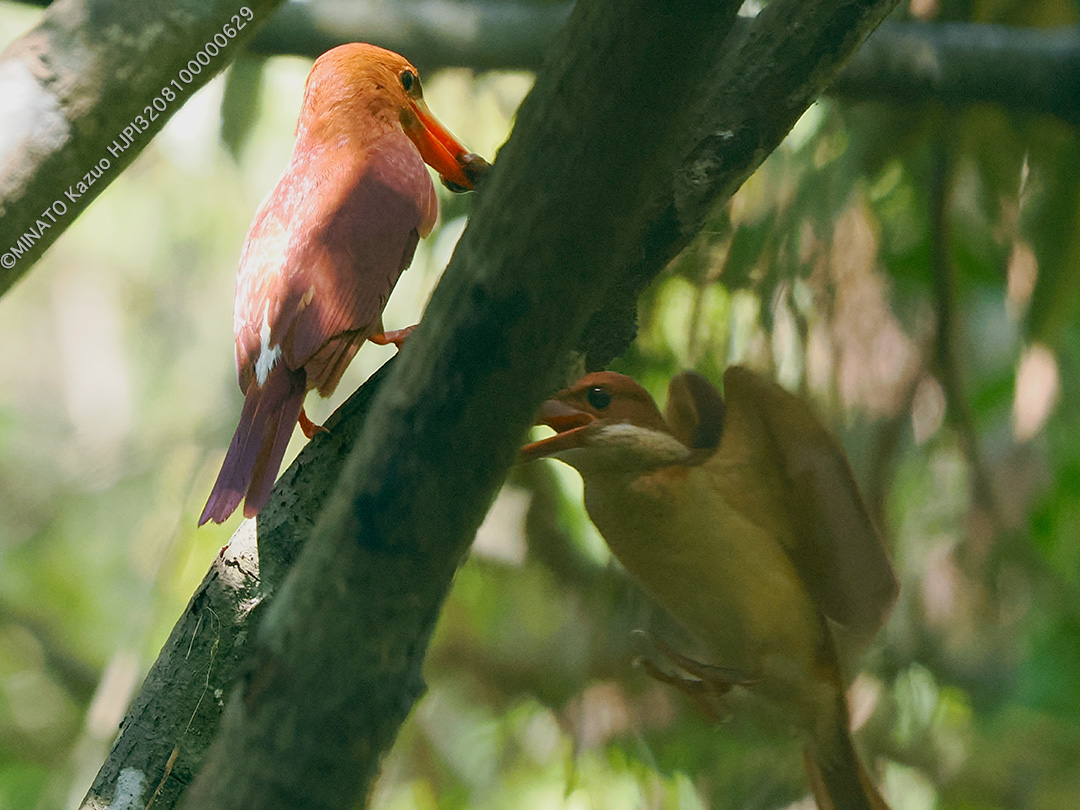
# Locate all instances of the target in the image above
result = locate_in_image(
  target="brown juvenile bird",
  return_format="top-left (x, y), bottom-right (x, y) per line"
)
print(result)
top-left (521, 367), bottom-right (897, 810)
top-left (200, 43), bottom-right (489, 525)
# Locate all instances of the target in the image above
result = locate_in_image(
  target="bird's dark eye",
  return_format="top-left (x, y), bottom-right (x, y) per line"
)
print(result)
top-left (400, 70), bottom-right (416, 92)
top-left (586, 387), bottom-right (611, 410)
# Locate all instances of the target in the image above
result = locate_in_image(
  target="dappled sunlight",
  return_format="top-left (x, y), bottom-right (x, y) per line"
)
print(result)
top-left (829, 197), bottom-right (920, 418)
top-left (1006, 239), bottom-right (1038, 319)
top-left (1012, 343), bottom-right (1058, 442)
top-left (51, 274), bottom-right (134, 486)
top-left (911, 375), bottom-right (946, 446)
top-left (472, 484), bottom-right (529, 566)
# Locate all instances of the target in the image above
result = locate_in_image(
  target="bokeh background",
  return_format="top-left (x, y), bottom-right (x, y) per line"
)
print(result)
top-left (2, 0), bottom-right (1080, 808)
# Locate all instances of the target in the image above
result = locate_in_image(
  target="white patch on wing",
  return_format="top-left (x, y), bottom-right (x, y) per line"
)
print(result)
top-left (255, 300), bottom-right (282, 386)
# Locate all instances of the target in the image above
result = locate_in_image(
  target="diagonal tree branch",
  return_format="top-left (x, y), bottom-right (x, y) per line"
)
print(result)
top-left (78, 364), bottom-right (395, 810)
top-left (79, 0), bottom-right (902, 807)
top-left (173, 6), bottom-right (748, 808)
top-left (0, 0), bottom-right (286, 297)
top-left (169, 1), bottom-right (902, 809)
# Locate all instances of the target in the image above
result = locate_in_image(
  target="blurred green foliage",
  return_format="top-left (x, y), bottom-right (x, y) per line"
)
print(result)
top-left (3, 0), bottom-right (1080, 808)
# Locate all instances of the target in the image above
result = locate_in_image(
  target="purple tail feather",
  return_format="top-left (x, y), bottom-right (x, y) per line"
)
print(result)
top-left (199, 364), bottom-right (306, 525)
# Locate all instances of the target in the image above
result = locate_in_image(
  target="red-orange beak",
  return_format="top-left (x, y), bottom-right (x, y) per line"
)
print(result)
top-left (519, 400), bottom-right (596, 462)
top-left (404, 98), bottom-right (490, 192)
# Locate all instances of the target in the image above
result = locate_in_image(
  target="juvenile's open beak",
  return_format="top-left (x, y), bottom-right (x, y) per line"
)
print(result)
top-left (404, 98), bottom-right (491, 192)
top-left (519, 400), bottom-right (596, 462)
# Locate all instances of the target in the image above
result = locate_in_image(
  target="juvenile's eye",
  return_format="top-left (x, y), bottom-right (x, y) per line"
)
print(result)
top-left (586, 387), bottom-right (611, 410)
top-left (400, 70), bottom-right (416, 92)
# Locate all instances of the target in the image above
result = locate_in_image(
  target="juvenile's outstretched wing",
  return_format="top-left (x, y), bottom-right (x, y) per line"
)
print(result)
top-left (719, 366), bottom-right (897, 641)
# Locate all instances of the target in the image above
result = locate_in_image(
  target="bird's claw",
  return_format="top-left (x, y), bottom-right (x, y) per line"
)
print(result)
top-left (298, 408), bottom-right (328, 440)
top-left (633, 655), bottom-right (732, 723)
top-left (630, 629), bottom-right (758, 722)
top-left (368, 325), bottom-right (416, 348)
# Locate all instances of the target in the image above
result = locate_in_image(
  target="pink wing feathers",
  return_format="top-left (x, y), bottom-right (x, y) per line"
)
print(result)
top-left (199, 131), bottom-right (438, 524)
top-left (235, 131), bottom-right (437, 393)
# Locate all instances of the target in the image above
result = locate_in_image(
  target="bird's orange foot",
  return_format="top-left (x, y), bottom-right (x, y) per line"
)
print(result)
top-left (634, 656), bottom-right (732, 723)
top-left (368, 324), bottom-right (416, 348)
top-left (298, 408), bottom-right (328, 439)
top-left (631, 630), bottom-right (758, 722)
